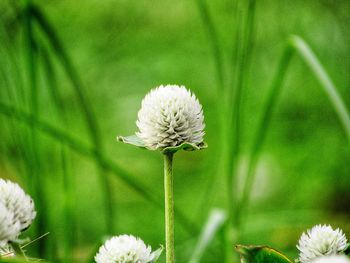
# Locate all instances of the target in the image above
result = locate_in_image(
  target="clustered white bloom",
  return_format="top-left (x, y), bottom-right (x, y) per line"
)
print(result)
top-left (312, 255), bottom-right (350, 263)
top-left (0, 202), bottom-right (20, 247)
top-left (0, 179), bottom-right (36, 248)
top-left (95, 235), bottom-right (160, 263)
top-left (136, 85), bottom-right (205, 150)
top-left (297, 224), bottom-right (348, 263)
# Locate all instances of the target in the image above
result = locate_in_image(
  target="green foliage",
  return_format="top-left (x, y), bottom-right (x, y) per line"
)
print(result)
top-left (0, 0), bottom-right (349, 262)
top-left (235, 245), bottom-right (292, 263)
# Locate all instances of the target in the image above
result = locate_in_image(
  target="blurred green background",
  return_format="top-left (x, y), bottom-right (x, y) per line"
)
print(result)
top-left (0, 0), bottom-right (349, 262)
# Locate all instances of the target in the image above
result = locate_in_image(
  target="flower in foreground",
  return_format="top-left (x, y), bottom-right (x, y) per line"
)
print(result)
top-left (95, 235), bottom-right (162, 263)
top-left (0, 179), bottom-right (36, 232)
top-left (312, 255), bottom-right (350, 263)
top-left (117, 85), bottom-right (206, 263)
top-left (0, 202), bottom-right (20, 247)
top-left (297, 224), bottom-right (348, 263)
top-left (118, 85), bottom-right (206, 152)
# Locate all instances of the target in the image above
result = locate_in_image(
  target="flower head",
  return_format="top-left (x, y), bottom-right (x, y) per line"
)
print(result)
top-left (95, 234), bottom-right (162, 263)
top-left (0, 179), bottom-right (36, 231)
top-left (297, 225), bottom-right (348, 263)
top-left (135, 85), bottom-right (205, 150)
top-left (0, 202), bottom-right (20, 247)
top-left (311, 255), bottom-right (350, 263)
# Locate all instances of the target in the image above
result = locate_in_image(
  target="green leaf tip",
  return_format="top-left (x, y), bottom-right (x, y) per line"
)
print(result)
top-left (152, 245), bottom-right (164, 262)
top-left (116, 135), bottom-right (146, 148)
top-left (117, 135), bottom-right (207, 154)
top-left (235, 245), bottom-right (292, 263)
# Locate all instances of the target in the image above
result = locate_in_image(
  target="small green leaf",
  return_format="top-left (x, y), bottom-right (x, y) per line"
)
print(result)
top-left (117, 134), bottom-right (208, 154)
top-left (151, 245), bottom-right (164, 262)
top-left (162, 141), bottom-right (208, 154)
top-left (235, 245), bottom-right (293, 263)
top-left (117, 135), bottom-right (146, 148)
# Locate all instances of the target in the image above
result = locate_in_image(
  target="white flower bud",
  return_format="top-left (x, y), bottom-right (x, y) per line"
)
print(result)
top-left (95, 235), bottom-right (161, 263)
top-left (0, 179), bottom-right (36, 231)
top-left (0, 202), bottom-right (20, 247)
top-left (297, 225), bottom-right (348, 263)
top-left (136, 85), bottom-right (205, 150)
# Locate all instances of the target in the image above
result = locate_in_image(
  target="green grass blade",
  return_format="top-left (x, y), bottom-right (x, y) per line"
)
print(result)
top-left (29, 4), bottom-right (100, 145)
top-left (37, 42), bottom-right (74, 257)
top-left (238, 35), bottom-right (350, 235)
top-left (0, 102), bottom-right (199, 235)
top-left (29, 3), bottom-right (114, 233)
top-left (22, 2), bottom-right (48, 256)
top-left (39, 44), bottom-right (66, 116)
top-left (189, 209), bottom-right (227, 263)
top-left (0, 20), bottom-right (25, 107)
top-left (40, 45), bottom-right (74, 262)
top-left (195, 0), bottom-right (228, 231)
top-left (196, 0), bottom-right (225, 91)
top-left (225, 1), bottom-right (257, 262)
top-left (290, 35), bottom-right (350, 143)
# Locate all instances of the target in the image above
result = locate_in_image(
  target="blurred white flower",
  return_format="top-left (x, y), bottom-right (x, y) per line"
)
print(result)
top-left (312, 255), bottom-right (350, 263)
top-left (0, 202), bottom-right (20, 247)
top-left (0, 179), bottom-right (36, 231)
top-left (95, 234), bottom-right (162, 263)
top-left (136, 85), bottom-right (205, 150)
top-left (297, 224), bottom-right (348, 263)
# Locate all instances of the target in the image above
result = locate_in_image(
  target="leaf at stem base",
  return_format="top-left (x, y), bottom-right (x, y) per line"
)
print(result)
top-left (117, 135), bottom-right (207, 154)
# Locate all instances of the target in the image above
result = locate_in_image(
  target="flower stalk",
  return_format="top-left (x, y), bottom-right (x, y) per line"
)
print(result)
top-left (117, 85), bottom-right (207, 263)
top-left (164, 152), bottom-right (175, 263)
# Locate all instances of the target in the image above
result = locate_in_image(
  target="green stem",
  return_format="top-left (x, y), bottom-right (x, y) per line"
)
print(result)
top-left (164, 153), bottom-right (175, 263)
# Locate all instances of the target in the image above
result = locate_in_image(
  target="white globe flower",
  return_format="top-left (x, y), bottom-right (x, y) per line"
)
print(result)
top-left (95, 235), bottom-right (162, 263)
top-left (312, 255), bottom-right (350, 263)
top-left (135, 85), bottom-right (205, 150)
top-left (0, 179), bottom-right (36, 231)
top-left (0, 202), bottom-right (20, 247)
top-left (297, 225), bottom-right (348, 263)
